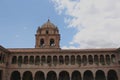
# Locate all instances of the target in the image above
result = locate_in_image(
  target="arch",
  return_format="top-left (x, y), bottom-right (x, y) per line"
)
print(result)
top-left (30, 56), bottom-right (34, 64)
top-left (40, 38), bottom-right (45, 47)
top-left (59, 56), bottom-right (64, 64)
top-left (23, 71), bottom-right (33, 80)
top-left (71, 55), bottom-right (75, 65)
top-left (82, 55), bottom-right (87, 66)
top-left (41, 56), bottom-right (46, 65)
top-left (35, 56), bottom-right (40, 65)
top-left (106, 55), bottom-right (110, 65)
top-left (65, 55), bottom-right (69, 65)
top-left (47, 71), bottom-right (57, 80)
top-left (34, 71), bottom-right (45, 80)
top-left (71, 71), bottom-right (82, 80)
top-left (0, 70), bottom-right (2, 80)
top-left (107, 70), bottom-right (118, 80)
top-left (47, 56), bottom-right (52, 66)
top-left (53, 56), bottom-right (57, 65)
top-left (83, 70), bottom-right (93, 80)
top-left (100, 55), bottom-right (105, 65)
top-left (24, 56), bottom-right (28, 64)
top-left (12, 56), bottom-right (17, 64)
top-left (0, 53), bottom-right (1, 63)
top-left (111, 54), bottom-right (116, 64)
top-left (0, 54), bottom-right (4, 63)
top-left (18, 56), bottom-right (22, 65)
top-left (46, 30), bottom-right (49, 34)
top-left (10, 71), bottom-right (20, 80)
top-left (50, 39), bottom-right (55, 46)
top-left (88, 55), bottom-right (93, 65)
top-left (76, 55), bottom-right (81, 65)
top-left (59, 71), bottom-right (70, 80)
top-left (95, 70), bottom-right (106, 80)
top-left (94, 55), bottom-right (99, 65)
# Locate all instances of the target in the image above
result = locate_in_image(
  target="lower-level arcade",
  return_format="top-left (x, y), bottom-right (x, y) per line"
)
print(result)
top-left (0, 70), bottom-right (3, 80)
top-left (10, 70), bottom-right (118, 80)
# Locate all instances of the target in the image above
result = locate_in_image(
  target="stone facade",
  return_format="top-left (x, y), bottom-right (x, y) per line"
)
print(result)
top-left (0, 20), bottom-right (120, 80)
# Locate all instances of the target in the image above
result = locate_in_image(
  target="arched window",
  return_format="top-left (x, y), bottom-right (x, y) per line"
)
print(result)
top-left (53, 56), bottom-right (57, 66)
top-left (100, 55), bottom-right (105, 65)
top-left (88, 55), bottom-right (93, 65)
top-left (2, 54), bottom-right (5, 63)
top-left (50, 39), bottom-right (55, 46)
top-left (41, 56), bottom-right (46, 65)
top-left (82, 55), bottom-right (87, 66)
top-left (59, 56), bottom-right (64, 64)
top-left (47, 56), bottom-right (52, 66)
top-left (0, 53), bottom-right (1, 63)
top-left (76, 55), bottom-right (81, 66)
top-left (18, 56), bottom-right (22, 65)
top-left (106, 55), bottom-right (110, 65)
top-left (12, 56), bottom-right (17, 64)
top-left (111, 54), bottom-right (116, 64)
top-left (40, 39), bottom-right (45, 47)
top-left (35, 56), bottom-right (40, 65)
top-left (94, 55), bottom-right (99, 65)
top-left (30, 56), bottom-right (34, 64)
top-left (65, 55), bottom-right (69, 65)
top-left (71, 55), bottom-right (75, 65)
top-left (46, 30), bottom-right (49, 34)
top-left (24, 56), bottom-right (28, 64)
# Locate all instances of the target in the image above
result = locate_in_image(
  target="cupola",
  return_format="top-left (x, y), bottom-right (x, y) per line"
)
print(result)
top-left (35, 19), bottom-right (60, 49)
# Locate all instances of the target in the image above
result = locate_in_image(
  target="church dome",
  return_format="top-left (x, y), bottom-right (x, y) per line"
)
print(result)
top-left (41, 19), bottom-right (58, 29)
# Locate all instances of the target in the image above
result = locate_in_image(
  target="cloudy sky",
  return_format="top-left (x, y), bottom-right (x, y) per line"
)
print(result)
top-left (0, 0), bottom-right (120, 49)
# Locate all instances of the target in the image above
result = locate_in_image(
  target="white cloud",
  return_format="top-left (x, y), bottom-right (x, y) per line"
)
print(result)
top-left (52, 0), bottom-right (120, 49)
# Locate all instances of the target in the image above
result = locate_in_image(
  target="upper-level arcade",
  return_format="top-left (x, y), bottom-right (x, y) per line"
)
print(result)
top-left (35, 19), bottom-right (60, 49)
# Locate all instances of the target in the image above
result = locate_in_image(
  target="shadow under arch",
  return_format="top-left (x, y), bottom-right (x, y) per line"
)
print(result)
top-left (34, 71), bottom-right (45, 80)
top-left (107, 70), bottom-right (118, 80)
top-left (83, 70), bottom-right (93, 80)
top-left (95, 70), bottom-right (106, 80)
top-left (46, 71), bottom-right (57, 80)
top-left (71, 70), bottom-right (82, 80)
top-left (10, 71), bottom-right (20, 80)
top-left (23, 71), bottom-right (33, 80)
top-left (59, 71), bottom-right (70, 80)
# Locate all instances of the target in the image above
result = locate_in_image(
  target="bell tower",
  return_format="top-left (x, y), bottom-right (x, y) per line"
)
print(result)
top-left (35, 19), bottom-right (60, 49)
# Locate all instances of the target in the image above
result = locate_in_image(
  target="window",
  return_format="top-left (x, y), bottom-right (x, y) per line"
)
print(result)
top-left (40, 39), bottom-right (45, 47)
top-left (50, 39), bottom-right (55, 46)
top-left (46, 30), bottom-right (49, 34)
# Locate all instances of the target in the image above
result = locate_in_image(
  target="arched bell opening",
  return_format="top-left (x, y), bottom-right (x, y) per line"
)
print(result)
top-left (50, 39), bottom-right (55, 46)
top-left (40, 39), bottom-right (45, 47)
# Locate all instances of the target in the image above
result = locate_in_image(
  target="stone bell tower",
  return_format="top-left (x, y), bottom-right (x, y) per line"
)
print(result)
top-left (35, 19), bottom-right (60, 49)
